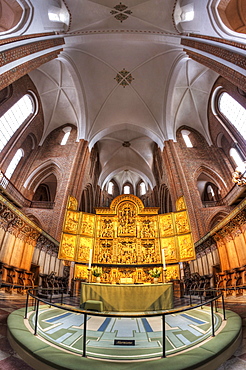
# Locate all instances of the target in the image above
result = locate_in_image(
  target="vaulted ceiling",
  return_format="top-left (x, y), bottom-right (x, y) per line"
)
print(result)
top-left (29, 0), bottom-right (219, 191)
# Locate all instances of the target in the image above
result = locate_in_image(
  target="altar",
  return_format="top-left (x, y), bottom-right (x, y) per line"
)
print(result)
top-left (80, 282), bottom-right (173, 312)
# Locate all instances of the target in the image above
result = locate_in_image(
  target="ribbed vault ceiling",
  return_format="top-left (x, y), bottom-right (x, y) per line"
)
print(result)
top-left (29, 0), bottom-right (219, 191)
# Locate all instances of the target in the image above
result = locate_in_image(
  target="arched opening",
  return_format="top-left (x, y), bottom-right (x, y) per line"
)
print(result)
top-left (32, 184), bottom-right (51, 202)
top-left (159, 184), bottom-right (173, 213)
top-left (203, 183), bottom-right (221, 202)
top-left (218, 0), bottom-right (246, 34)
top-left (208, 212), bottom-right (229, 230)
top-left (0, 0), bottom-right (23, 33)
top-left (123, 182), bottom-right (133, 195)
top-left (108, 181), bottom-right (114, 195)
top-left (80, 184), bottom-right (94, 213)
top-left (32, 174), bottom-right (57, 204)
top-left (139, 181), bottom-right (147, 196)
top-left (197, 173), bottom-right (222, 207)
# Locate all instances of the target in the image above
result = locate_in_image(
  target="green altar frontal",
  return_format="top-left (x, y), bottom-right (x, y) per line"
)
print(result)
top-left (80, 282), bottom-right (173, 312)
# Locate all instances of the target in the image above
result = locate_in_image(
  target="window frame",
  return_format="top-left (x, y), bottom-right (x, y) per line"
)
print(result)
top-left (5, 148), bottom-right (24, 179)
top-left (0, 92), bottom-right (37, 153)
top-left (216, 91), bottom-right (246, 141)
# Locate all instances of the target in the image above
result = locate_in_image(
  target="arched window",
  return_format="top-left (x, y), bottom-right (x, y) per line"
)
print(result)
top-left (0, 94), bottom-right (35, 152)
top-left (48, 4), bottom-right (70, 26)
top-left (5, 148), bottom-right (24, 179)
top-left (230, 148), bottom-right (245, 170)
top-left (180, 4), bottom-right (194, 22)
top-left (32, 174), bottom-right (57, 202)
top-left (181, 129), bottom-right (193, 148)
top-left (203, 183), bottom-right (220, 202)
top-left (32, 184), bottom-right (51, 202)
top-left (123, 185), bottom-right (130, 194)
top-left (139, 181), bottom-right (146, 195)
top-left (60, 126), bottom-right (71, 145)
top-left (218, 92), bottom-right (246, 140)
top-left (108, 181), bottom-right (114, 195)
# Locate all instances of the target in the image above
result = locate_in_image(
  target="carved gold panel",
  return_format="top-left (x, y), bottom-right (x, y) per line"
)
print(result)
top-left (117, 201), bottom-right (137, 237)
top-left (63, 210), bottom-right (80, 234)
top-left (59, 233), bottom-right (77, 261)
top-left (98, 216), bottom-right (115, 238)
top-left (141, 239), bottom-right (160, 263)
top-left (178, 234), bottom-right (195, 261)
top-left (67, 196), bottom-right (78, 211)
top-left (165, 264), bottom-right (180, 281)
top-left (116, 238), bottom-right (138, 264)
top-left (159, 213), bottom-right (175, 237)
top-left (138, 216), bottom-right (157, 238)
top-left (96, 239), bottom-right (114, 264)
top-left (59, 194), bottom-right (195, 276)
top-left (80, 213), bottom-right (95, 236)
top-left (74, 264), bottom-right (89, 280)
top-left (174, 211), bottom-right (190, 234)
top-left (160, 237), bottom-right (179, 263)
top-left (176, 196), bottom-right (186, 211)
top-left (76, 236), bottom-right (94, 263)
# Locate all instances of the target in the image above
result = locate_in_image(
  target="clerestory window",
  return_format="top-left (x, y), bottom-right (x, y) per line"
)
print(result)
top-left (181, 130), bottom-right (193, 148)
top-left (139, 181), bottom-right (146, 195)
top-left (60, 126), bottom-right (72, 145)
top-left (0, 94), bottom-right (35, 152)
top-left (5, 149), bottom-right (24, 179)
top-left (230, 148), bottom-right (245, 170)
top-left (123, 185), bottom-right (130, 194)
top-left (108, 181), bottom-right (114, 195)
top-left (218, 92), bottom-right (246, 140)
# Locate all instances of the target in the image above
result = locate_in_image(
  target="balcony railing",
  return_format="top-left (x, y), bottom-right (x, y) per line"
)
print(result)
top-left (0, 171), bottom-right (54, 209)
top-left (202, 200), bottom-right (224, 208)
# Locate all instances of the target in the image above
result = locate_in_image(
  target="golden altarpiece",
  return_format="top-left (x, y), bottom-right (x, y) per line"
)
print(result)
top-left (58, 194), bottom-right (195, 284)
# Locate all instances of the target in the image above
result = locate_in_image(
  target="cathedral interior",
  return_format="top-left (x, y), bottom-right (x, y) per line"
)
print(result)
top-left (0, 0), bottom-right (246, 369)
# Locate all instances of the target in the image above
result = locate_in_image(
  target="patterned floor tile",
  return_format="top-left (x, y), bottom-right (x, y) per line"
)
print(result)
top-left (0, 293), bottom-right (246, 369)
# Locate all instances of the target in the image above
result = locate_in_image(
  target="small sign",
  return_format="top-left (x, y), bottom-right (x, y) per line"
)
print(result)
top-left (114, 339), bottom-right (135, 346)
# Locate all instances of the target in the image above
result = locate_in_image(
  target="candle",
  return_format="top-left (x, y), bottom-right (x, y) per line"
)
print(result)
top-left (162, 249), bottom-right (166, 270)
top-left (88, 249), bottom-right (93, 269)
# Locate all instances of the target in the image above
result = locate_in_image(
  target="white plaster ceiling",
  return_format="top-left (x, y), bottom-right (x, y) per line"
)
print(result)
top-left (29, 0), bottom-right (220, 191)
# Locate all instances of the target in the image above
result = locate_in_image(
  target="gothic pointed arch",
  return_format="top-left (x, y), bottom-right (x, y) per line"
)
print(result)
top-left (208, 211), bottom-right (230, 230)
top-left (23, 161), bottom-right (60, 202)
top-left (217, 0), bottom-right (246, 34)
top-left (25, 213), bottom-right (43, 229)
top-left (195, 165), bottom-right (227, 205)
top-left (0, 0), bottom-right (23, 33)
top-left (80, 183), bottom-right (94, 213)
top-left (159, 184), bottom-right (173, 214)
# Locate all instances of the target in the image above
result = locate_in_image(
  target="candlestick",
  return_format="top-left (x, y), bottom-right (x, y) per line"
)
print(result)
top-left (88, 249), bottom-right (93, 269)
top-left (161, 249), bottom-right (166, 271)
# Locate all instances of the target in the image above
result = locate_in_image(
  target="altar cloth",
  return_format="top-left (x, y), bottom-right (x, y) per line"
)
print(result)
top-left (80, 282), bottom-right (173, 312)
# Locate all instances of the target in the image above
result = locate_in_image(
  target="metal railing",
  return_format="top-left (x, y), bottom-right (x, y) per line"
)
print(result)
top-left (24, 287), bottom-right (226, 360)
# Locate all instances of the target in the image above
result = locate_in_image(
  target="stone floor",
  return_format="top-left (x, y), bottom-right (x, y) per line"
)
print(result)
top-left (0, 292), bottom-right (246, 369)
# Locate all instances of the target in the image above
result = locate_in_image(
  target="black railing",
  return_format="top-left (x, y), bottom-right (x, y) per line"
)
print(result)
top-left (25, 287), bottom-right (226, 360)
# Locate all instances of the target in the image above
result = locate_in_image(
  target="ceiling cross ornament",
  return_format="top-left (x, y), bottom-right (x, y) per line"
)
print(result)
top-left (110, 3), bottom-right (132, 23)
top-left (114, 68), bottom-right (134, 88)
